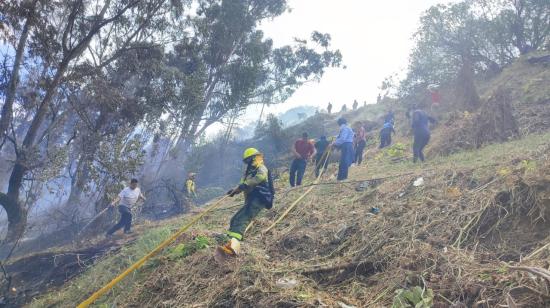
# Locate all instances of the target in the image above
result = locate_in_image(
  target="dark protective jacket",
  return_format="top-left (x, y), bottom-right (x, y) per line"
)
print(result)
top-left (238, 161), bottom-right (274, 208)
top-left (314, 138), bottom-right (329, 159)
top-left (412, 109), bottom-right (436, 136)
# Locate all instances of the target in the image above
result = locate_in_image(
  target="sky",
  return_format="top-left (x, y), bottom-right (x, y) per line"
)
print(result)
top-left (224, 0), bottom-right (454, 130)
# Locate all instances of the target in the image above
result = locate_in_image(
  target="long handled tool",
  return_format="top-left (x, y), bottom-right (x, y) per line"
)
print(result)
top-left (76, 206), bottom-right (110, 239)
top-left (77, 195), bottom-right (229, 308)
top-left (264, 143), bottom-right (333, 233)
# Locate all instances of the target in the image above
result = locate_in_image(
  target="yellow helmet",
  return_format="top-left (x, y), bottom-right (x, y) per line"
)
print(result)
top-left (243, 148), bottom-right (260, 160)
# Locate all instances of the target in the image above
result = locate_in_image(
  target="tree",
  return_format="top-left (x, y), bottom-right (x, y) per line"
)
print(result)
top-left (154, 0), bottom-right (341, 173)
top-left (0, 0), bottom-right (176, 243)
top-left (497, 0), bottom-right (550, 54)
top-left (400, 0), bottom-right (550, 105)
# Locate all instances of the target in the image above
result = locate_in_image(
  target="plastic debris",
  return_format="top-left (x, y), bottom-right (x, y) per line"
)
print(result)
top-left (276, 277), bottom-right (298, 289)
top-left (413, 177), bottom-right (424, 187)
top-left (337, 302), bottom-right (357, 308)
top-left (370, 207), bottom-right (380, 214)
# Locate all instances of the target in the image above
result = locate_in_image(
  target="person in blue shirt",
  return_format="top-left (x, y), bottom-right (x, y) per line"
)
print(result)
top-left (333, 118), bottom-right (354, 180)
top-left (411, 109), bottom-right (437, 162)
top-left (379, 121), bottom-right (395, 149)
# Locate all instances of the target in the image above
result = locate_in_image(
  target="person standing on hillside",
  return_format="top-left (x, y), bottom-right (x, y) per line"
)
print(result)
top-left (289, 132), bottom-right (316, 187)
top-left (341, 104), bottom-right (348, 113)
top-left (185, 172), bottom-right (197, 198)
top-left (314, 135), bottom-right (330, 177)
top-left (220, 148), bottom-right (274, 257)
top-left (379, 121), bottom-right (395, 149)
top-left (352, 100), bottom-right (358, 110)
top-left (354, 123), bottom-right (367, 165)
top-left (327, 102), bottom-right (333, 114)
top-left (411, 109), bottom-right (437, 163)
top-left (106, 179), bottom-right (146, 237)
top-left (333, 118), bottom-right (354, 180)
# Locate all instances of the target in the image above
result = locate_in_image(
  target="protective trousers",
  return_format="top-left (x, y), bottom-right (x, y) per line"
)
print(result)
top-left (228, 196), bottom-right (266, 240)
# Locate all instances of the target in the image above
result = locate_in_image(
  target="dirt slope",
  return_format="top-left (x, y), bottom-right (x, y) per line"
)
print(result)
top-left (15, 53), bottom-right (550, 307)
top-left (25, 131), bottom-right (550, 308)
top-left (119, 134), bottom-right (550, 308)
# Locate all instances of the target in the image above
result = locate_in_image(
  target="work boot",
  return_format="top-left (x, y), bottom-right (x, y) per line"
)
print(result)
top-left (220, 238), bottom-right (241, 256)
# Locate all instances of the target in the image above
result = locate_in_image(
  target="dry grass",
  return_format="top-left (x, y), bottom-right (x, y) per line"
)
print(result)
top-left (38, 131), bottom-right (547, 308)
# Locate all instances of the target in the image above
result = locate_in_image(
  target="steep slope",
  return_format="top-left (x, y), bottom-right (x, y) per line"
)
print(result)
top-left (18, 53), bottom-right (550, 307)
top-left (29, 131), bottom-right (550, 307)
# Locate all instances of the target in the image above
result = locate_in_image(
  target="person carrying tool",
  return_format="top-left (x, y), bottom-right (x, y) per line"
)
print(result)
top-left (354, 123), bottom-right (367, 165)
top-left (185, 172), bottom-right (198, 199)
top-left (106, 179), bottom-right (146, 237)
top-left (411, 109), bottom-right (437, 163)
top-left (289, 132), bottom-right (316, 187)
top-left (314, 135), bottom-right (330, 177)
top-left (219, 148), bottom-right (274, 257)
top-left (379, 121), bottom-right (395, 149)
top-left (333, 118), bottom-right (354, 180)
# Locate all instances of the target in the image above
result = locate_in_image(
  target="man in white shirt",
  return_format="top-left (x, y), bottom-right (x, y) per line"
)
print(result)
top-left (106, 178), bottom-right (146, 237)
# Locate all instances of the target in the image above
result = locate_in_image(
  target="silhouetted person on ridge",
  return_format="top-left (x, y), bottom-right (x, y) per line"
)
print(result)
top-left (341, 104), bottom-right (347, 113)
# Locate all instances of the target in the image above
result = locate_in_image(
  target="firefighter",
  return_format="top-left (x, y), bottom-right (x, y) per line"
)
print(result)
top-left (185, 172), bottom-right (197, 199)
top-left (218, 148), bottom-right (274, 256)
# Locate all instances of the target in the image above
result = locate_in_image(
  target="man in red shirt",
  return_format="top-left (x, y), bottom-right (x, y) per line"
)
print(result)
top-left (289, 132), bottom-right (316, 187)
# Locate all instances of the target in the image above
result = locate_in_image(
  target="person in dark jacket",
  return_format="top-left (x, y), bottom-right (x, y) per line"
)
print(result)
top-left (333, 118), bottom-right (354, 180)
top-left (221, 148), bottom-right (274, 256)
top-left (314, 136), bottom-right (330, 177)
top-left (379, 121), bottom-right (395, 149)
top-left (411, 109), bottom-right (437, 162)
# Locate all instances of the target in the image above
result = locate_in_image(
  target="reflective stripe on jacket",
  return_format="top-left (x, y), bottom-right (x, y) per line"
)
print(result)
top-left (238, 163), bottom-right (273, 207)
top-left (185, 179), bottom-right (195, 195)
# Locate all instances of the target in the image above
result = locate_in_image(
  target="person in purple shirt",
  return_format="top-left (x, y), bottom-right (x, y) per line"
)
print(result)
top-left (333, 118), bottom-right (354, 180)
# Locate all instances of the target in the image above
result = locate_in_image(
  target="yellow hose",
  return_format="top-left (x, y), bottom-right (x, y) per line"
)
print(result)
top-left (264, 144), bottom-right (333, 233)
top-left (77, 195), bottom-right (229, 308)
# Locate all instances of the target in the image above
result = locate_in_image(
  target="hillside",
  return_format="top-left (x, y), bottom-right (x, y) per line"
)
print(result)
top-left (13, 53), bottom-right (550, 308)
top-left (26, 131), bottom-right (550, 308)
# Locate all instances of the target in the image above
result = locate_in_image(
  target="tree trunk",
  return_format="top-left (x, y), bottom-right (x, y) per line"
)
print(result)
top-left (1, 163), bottom-right (27, 243)
top-left (66, 157), bottom-right (90, 208)
top-left (456, 55), bottom-right (480, 110)
top-left (0, 16), bottom-right (32, 141)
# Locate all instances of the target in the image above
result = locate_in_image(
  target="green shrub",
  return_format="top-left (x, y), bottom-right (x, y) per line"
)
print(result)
top-left (392, 286), bottom-right (434, 308)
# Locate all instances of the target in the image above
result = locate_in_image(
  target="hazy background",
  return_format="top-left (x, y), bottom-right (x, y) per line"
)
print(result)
top-left (214, 0), bottom-right (456, 133)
